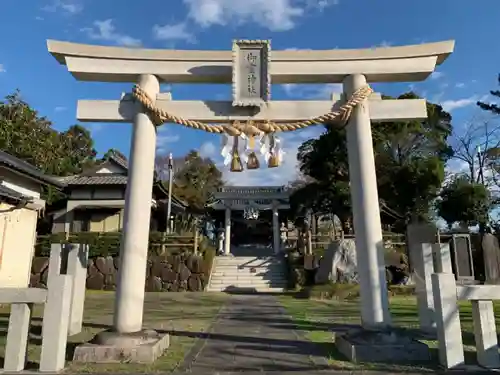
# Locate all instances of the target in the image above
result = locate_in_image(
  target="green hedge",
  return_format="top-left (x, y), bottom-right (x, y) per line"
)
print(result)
top-left (35, 232), bottom-right (199, 257)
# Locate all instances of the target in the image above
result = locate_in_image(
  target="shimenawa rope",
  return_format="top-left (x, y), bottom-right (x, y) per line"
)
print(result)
top-left (131, 84), bottom-right (373, 136)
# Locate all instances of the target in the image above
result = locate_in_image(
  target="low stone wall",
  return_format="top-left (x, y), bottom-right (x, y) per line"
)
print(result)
top-left (29, 253), bottom-right (209, 292)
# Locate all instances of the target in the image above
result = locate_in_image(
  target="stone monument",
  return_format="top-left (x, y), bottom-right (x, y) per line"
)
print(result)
top-left (482, 233), bottom-right (500, 284)
top-left (449, 234), bottom-right (475, 284)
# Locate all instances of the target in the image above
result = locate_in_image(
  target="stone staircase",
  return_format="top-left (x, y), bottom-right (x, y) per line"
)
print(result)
top-left (206, 256), bottom-right (287, 292)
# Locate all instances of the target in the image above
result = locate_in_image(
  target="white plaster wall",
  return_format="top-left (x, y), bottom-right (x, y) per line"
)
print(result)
top-left (0, 169), bottom-right (41, 199)
top-left (0, 203), bottom-right (38, 288)
top-left (96, 164), bottom-right (125, 174)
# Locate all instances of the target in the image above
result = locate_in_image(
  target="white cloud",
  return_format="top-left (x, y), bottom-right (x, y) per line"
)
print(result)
top-left (455, 82), bottom-right (465, 88)
top-left (315, 0), bottom-right (339, 11)
top-left (183, 0), bottom-right (338, 31)
top-left (86, 123), bottom-right (103, 133)
top-left (372, 40), bottom-right (392, 48)
top-left (54, 106), bottom-right (67, 112)
top-left (42, 0), bottom-right (83, 14)
top-left (282, 83), bottom-right (342, 99)
top-left (222, 127), bottom-right (323, 186)
top-left (156, 127), bottom-right (181, 153)
top-left (81, 19), bottom-right (141, 47)
top-left (441, 97), bottom-right (476, 112)
top-left (431, 71), bottom-right (444, 80)
top-left (0, 64), bottom-right (5, 73)
top-left (439, 94), bottom-right (489, 112)
top-left (445, 159), bottom-right (469, 178)
top-left (199, 141), bottom-right (217, 157)
top-left (153, 22), bottom-right (196, 44)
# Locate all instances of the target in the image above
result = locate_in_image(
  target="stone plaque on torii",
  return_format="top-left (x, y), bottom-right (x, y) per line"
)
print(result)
top-left (47, 38), bottom-right (454, 363)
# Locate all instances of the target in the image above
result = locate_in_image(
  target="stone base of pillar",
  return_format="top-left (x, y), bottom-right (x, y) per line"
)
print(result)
top-left (335, 328), bottom-right (431, 364)
top-left (72, 329), bottom-right (169, 363)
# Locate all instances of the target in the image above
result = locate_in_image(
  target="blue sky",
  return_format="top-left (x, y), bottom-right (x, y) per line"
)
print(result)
top-left (1, 0), bottom-right (499, 186)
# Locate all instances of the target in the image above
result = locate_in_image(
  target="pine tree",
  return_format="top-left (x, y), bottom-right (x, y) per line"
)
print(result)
top-left (477, 74), bottom-right (500, 115)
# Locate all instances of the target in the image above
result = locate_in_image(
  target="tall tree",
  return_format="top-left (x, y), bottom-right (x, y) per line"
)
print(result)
top-left (171, 150), bottom-right (223, 210)
top-left (155, 152), bottom-right (186, 181)
top-left (102, 148), bottom-right (127, 161)
top-left (0, 91), bottom-right (98, 202)
top-left (295, 92), bottom-right (453, 230)
top-left (477, 74), bottom-right (500, 115)
top-left (437, 177), bottom-right (491, 228)
top-left (448, 114), bottom-right (500, 184)
top-left (373, 92), bottom-right (453, 223)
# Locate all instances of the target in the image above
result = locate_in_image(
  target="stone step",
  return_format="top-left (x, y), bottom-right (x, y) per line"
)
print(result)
top-left (210, 265), bottom-right (284, 272)
top-left (208, 284), bottom-right (287, 290)
top-left (211, 272), bottom-right (285, 278)
top-left (214, 261), bottom-right (282, 266)
top-left (210, 254), bottom-right (286, 292)
top-left (210, 272), bottom-right (285, 277)
top-left (214, 261), bottom-right (280, 268)
top-left (209, 278), bottom-right (286, 284)
top-left (215, 256), bottom-right (279, 262)
top-left (206, 286), bottom-right (285, 292)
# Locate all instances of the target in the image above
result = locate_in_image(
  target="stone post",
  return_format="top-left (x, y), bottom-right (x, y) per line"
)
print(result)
top-left (432, 272), bottom-right (464, 368)
top-left (414, 243), bottom-right (436, 332)
top-left (272, 203), bottom-right (280, 255)
top-left (224, 207), bottom-right (231, 255)
top-left (343, 74), bottom-right (390, 328)
top-left (114, 74), bottom-right (159, 334)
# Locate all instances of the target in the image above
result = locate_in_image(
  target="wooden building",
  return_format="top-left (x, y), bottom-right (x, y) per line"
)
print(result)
top-left (49, 152), bottom-right (187, 233)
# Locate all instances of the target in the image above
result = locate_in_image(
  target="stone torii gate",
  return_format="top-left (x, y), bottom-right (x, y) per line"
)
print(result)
top-left (48, 39), bottom-right (454, 362)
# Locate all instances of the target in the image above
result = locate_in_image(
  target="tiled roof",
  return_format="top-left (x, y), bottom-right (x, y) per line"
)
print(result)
top-left (61, 175), bottom-right (128, 185)
top-left (0, 184), bottom-right (30, 202)
top-left (0, 150), bottom-right (64, 188)
top-left (109, 154), bottom-right (128, 170)
top-left (217, 186), bottom-right (287, 194)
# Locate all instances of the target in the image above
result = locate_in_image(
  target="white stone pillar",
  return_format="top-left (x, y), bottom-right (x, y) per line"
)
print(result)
top-left (344, 74), bottom-right (391, 328)
top-left (114, 74), bottom-right (159, 334)
top-left (272, 204), bottom-right (280, 254)
top-left (471, 300), bottom-right (500, 368)
top-left (414, 243), bottom-right (436, 332)
top-left (432, 272), bottom-right (464, 368)
top-left (224, 208), bottom-right (231, 255)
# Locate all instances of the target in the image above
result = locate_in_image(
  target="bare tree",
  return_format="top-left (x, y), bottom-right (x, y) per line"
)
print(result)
top-left (449, 113), bottom-right (500, 187)
top-left (154, 152), bottom-right (186, 181)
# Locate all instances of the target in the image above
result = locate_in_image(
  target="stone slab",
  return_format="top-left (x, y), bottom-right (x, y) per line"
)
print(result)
top-left (0, 288), bottom-right (47, 304)
top-left (72, 331), bottom-right (169, 363)
top-left (335, 329), bottom-right (431, 364)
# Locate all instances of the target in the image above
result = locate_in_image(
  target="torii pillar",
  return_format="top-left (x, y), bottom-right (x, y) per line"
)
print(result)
top-left (344, 74), bottom-right (391, 328)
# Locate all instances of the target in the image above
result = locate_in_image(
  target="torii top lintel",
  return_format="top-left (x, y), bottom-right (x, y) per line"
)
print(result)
top-left (47, 39), bottom-right (454, 84)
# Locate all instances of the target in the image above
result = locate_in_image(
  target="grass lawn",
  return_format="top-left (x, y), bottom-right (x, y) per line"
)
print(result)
top-left (0, 291), bottom-right (228, 373)
top-left (279, 294), bottom-right (500, 372)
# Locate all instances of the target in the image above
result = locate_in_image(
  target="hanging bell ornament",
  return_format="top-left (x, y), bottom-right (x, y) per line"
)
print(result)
top-left (267, 152), bottom-right (280, 168)
top-left (246, 151), bottom-right (260, 169)
top-left (231, 153), bottom-right (244, 172)
top-left (230, 136), bottom-right (244, 172)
